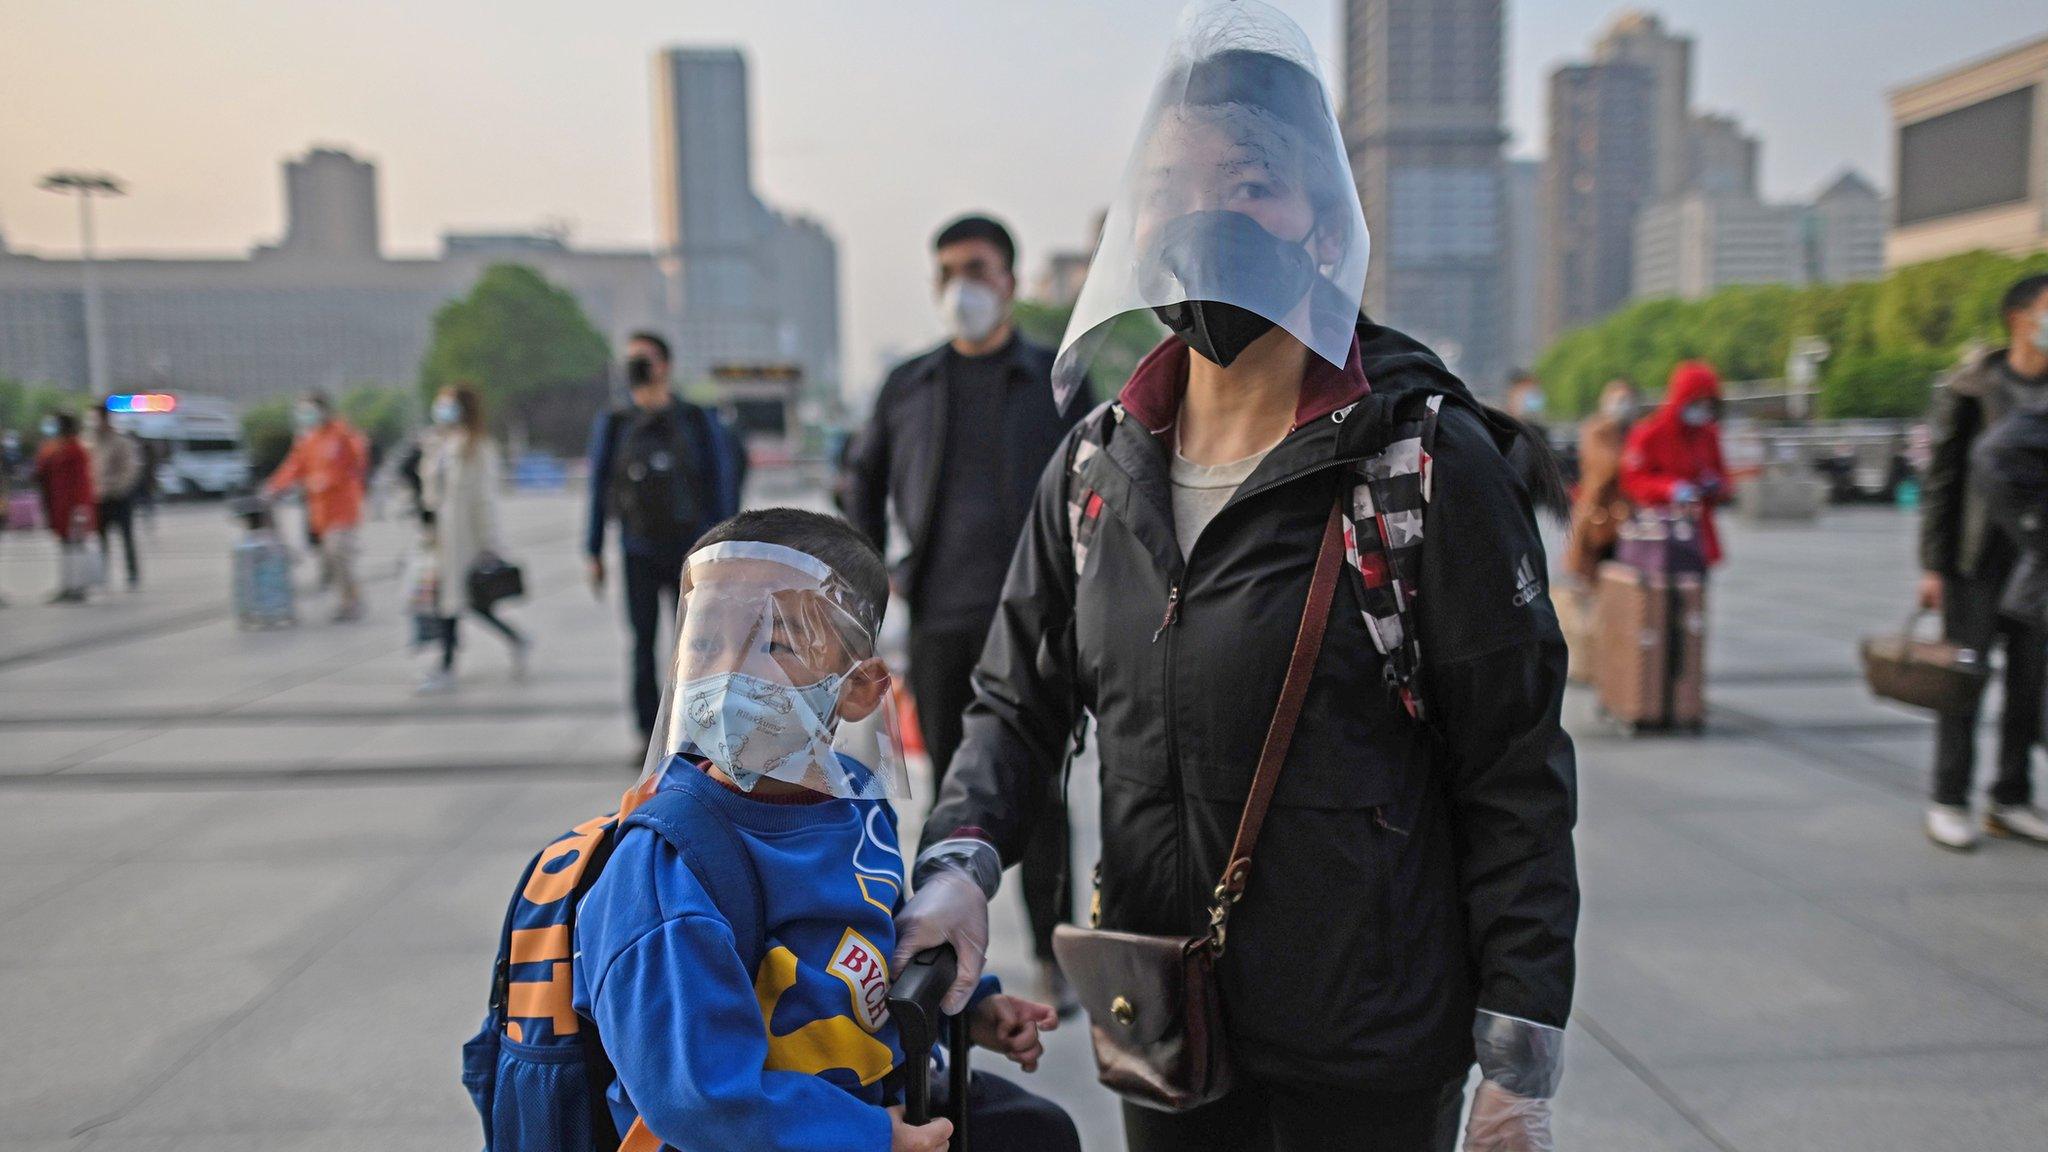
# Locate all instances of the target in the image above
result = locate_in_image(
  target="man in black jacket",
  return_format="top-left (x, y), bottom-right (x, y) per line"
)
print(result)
top-left (840, 215), bottom-right (1088, 1006)
top-left (1918, 273), bottom-right (2048, 850)
top-left (584, 331), bottom-right (745, 745)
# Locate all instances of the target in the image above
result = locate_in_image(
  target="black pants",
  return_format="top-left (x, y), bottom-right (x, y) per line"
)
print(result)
top-left (624, 551), bottom-right (684, 739)
top-left (928, 1068), bottom-right (1081, 1152)
top-left (96, 496), bottom-right (137, 585)
top-left (909, 623), bottom-right (1072, 963)
top-left (1935, 559), bottom-right (2043, 807)
top-left (1122, 1074), bottom-right (1467, 1152)
top-left (440, 605), bottom-right (525, 671)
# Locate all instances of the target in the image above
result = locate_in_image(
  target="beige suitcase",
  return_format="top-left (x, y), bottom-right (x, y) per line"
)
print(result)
top-left (1594, 561), bottom-right (1706, 731)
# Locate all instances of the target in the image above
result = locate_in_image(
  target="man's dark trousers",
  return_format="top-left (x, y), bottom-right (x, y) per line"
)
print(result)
top-left (624, 551), bottom-right (684, 740)
top-left (1936, 547), bottom-right (2044, 807)
top-left (96, 496), bottom-right (138, 586)
top-left (908, 622), bottom-right (1071, 963)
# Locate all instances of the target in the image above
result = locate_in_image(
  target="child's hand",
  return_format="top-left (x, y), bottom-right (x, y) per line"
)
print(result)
top-left (968, 993), bottom-right (1059, 1072)
top-left (888, 1104), bottom-right (953, 1152)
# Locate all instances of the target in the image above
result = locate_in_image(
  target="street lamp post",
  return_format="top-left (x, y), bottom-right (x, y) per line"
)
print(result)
top-left (38, 171), bottom-right (126, 395)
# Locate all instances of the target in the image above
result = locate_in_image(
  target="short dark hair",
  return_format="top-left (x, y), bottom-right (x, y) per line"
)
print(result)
top-left (303, 390), bottom-right (332, 413)
top-left (53, 411), bottom-right (80, 437)
top-left (934, 215), bottom-right (1016, 273)
top-left (2002, 274), bottom-right (2048, 326)
top-left (629, 331), bottom-right (673, 366)
top-left (695, 508), bottom-right (889, 642)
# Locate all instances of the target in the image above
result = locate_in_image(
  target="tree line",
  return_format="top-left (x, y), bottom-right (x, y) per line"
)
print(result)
top-left (1535, 249), bottom-right (2048, 419)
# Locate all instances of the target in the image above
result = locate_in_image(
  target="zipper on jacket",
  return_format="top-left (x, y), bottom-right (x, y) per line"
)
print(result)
top-left (1151, 583), bottom-right (1181, 643)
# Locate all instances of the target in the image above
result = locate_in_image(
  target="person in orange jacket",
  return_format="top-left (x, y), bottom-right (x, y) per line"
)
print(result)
top-left (264, 391), bottom-right (369, 621)
top-left (1620, 360), bottom-right (1732, 567)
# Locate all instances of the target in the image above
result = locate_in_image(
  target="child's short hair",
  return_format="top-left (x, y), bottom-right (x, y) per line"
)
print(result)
top-left (694, 508), bottom-right (889, 638)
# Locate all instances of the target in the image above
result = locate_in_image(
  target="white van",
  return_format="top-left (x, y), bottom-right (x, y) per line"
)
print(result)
top-left (105, 393), bottom-right (251, 498)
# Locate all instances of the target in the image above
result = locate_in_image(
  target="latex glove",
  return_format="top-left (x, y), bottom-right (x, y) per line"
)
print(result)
top-left (1463, 1080), bottom-right (1553, 1152)
top-left (1465, 1010), bottom-right (1564, 1152)
top-left (894, 840), bottom-right (997, 1014)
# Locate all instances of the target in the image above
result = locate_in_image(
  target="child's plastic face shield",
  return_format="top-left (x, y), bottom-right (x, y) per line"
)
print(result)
top-left (637, 541), bottom-right (908, 801)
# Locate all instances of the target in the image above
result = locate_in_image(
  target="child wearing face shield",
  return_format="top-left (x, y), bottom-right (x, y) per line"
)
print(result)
top-left (571, 509), bottom-right (1078, 1152)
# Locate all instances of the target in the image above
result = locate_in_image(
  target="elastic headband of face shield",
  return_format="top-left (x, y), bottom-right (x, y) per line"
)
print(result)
top-left (637, 540), bottom-right (908, 801)
top-left (1051, 0), bottom-right (1369, 413)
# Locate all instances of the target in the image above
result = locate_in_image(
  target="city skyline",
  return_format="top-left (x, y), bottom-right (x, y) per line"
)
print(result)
top-left (4, 0), bottom-right (2042, 386)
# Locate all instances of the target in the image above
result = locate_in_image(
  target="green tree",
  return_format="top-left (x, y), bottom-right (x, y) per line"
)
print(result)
top-left (419, 263), bottom-right (609, 442)
top-left (1012, 299), bottom-right (1163, 401)
top-left (338, 383), bottom-right (415, 462)
top-left (240, 398), bottom-right (295, 478)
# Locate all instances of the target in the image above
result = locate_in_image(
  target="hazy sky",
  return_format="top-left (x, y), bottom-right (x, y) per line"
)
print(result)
top-left (4, 1), bottom-right (2041, 388)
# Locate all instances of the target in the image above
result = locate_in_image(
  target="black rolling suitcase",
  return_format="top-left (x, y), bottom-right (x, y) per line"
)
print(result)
top-left (888, 946), bottom-right (971, 1152)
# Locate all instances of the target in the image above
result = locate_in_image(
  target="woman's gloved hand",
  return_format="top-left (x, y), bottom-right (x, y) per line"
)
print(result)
top-left (1464, 1010), bottom-right (1565, 1152)
top-left (893, 839), bottom-right (999, 1014)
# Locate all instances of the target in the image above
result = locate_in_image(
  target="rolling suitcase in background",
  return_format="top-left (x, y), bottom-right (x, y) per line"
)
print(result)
top-left (1595, 560), bottom-right (1706, 732)
top-left (231, 498), bottom-right (296, 628)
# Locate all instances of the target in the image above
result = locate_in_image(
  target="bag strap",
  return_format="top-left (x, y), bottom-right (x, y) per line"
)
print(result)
top-left (1207, 495), bottom-right (1347, 956)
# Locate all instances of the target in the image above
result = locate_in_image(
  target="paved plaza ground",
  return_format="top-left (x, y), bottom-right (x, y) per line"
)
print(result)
top-left (2, 484), bottom-right (2045, 1151)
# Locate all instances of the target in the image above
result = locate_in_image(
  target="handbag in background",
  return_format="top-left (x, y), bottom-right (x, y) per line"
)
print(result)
top-left (1862, 610), bottom-right (1990, 715)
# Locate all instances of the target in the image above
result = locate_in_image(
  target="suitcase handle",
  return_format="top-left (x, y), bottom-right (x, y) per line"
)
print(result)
top-left (886, 945), bottom-right (969, 1150)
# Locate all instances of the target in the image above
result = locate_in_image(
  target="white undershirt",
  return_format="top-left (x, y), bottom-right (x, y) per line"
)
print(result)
top-left (1169, 430), bottom-right (1280, 560)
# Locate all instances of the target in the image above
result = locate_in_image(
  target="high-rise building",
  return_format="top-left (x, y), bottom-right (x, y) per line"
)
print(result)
top-left (273, 147), bottom-right (381, 262)
top-left (1503, 158), bottom-right (1544, 375)
top-left (1342, 0), bottom-right (1509, 387)
top-left (1687, 113), bottom-right (1760, 197)
top-left (1807, 171), bottom-right (1888, 284)
top-left (1542, 60), bottom-right (1656, 342)
top-left (1592, 11), bottom-right (1693, 200)
top-left (651, 47), bottom-right (841, 391)
top-left (1631, 169), bottom-right (1888, 301)
top-left (1633, 193), bottom-right (1807, 300)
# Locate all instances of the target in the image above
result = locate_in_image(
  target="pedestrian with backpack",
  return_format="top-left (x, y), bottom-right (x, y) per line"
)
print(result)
top-left (892, 4), bottom-right (1579, 1149)
top-left (465, 508), bottom-right (1078, 1152)
top-left (584, 331), bottom-right (745, 745)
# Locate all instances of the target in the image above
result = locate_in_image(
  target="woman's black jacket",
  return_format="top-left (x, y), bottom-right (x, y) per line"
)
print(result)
top-left (921, 317), bottom-right (1579, 1091)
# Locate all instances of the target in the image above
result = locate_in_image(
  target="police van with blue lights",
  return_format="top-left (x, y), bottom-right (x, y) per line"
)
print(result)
top-left (104, 393), bottom-right (250, 498)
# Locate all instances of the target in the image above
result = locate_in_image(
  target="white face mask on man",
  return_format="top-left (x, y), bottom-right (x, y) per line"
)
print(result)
top-left (939, 277), bottom-right (1005, 345)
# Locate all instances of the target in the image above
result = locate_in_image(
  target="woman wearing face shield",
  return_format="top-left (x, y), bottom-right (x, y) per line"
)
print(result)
top-left (893, 4), bottom-right (1578, 1150)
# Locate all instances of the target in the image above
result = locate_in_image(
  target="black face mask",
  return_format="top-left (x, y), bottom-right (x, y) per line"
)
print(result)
top-left (1143, 210), bottom-right (1317, 368)
top-left (626, 355), bottom-right (656, 387)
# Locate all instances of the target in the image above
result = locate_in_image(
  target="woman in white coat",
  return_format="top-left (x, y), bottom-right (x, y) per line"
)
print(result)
top-left (417, 382), bottom-right (528, 693)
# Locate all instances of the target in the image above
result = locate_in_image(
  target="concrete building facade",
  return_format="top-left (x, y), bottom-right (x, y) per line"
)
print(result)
top-left (1687, 113), bottom-right (1760, 198)
top-left (1887, 33), bottom-right (2048, 267)
top-left (1632, 171), bottom-right (1889, 301)
top-left (1343, 0), bottom-right (1510, 388)
top-left (1503, 158), bottom-right (1544, 374)
top-left (1542, 59), bottom-right (1656, 342)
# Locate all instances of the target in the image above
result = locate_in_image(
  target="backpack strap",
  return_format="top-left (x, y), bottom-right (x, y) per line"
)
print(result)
top-left (1062, 402), bottom-right (1117, 582)
top-left (1344, 393), bottom-right (1444, 722)
top-left (619, 784), bottom-right (771, 966)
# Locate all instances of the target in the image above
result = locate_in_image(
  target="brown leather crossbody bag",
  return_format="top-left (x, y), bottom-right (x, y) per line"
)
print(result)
top-left (1050, 499), bottom-right (1347, 1112)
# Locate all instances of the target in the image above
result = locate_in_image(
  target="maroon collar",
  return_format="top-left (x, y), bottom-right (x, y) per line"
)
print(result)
top-left (1117, 334), bottom-right (1370, 434)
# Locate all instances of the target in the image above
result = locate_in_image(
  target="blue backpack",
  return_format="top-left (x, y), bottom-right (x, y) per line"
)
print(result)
top-left (461, 779), bottom-right (764, 1152)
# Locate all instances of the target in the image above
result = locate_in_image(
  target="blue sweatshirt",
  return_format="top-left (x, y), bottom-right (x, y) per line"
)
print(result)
top-left (573, 764), bottom-right (911, 1152)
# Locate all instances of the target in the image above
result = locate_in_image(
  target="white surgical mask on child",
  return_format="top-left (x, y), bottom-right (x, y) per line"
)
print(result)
top-left (680, 670), bottom-right (846, 789)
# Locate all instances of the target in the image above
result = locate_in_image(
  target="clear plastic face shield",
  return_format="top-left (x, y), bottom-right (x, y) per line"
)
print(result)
top-left (1052, 0), bottom-right (1369, 414)
top-left (637, 542), bottom-right (908, 801)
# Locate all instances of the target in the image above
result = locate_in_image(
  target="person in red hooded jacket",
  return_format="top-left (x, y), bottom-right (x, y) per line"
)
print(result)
top-left (1619, 360), bottom-right (1731, 566)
